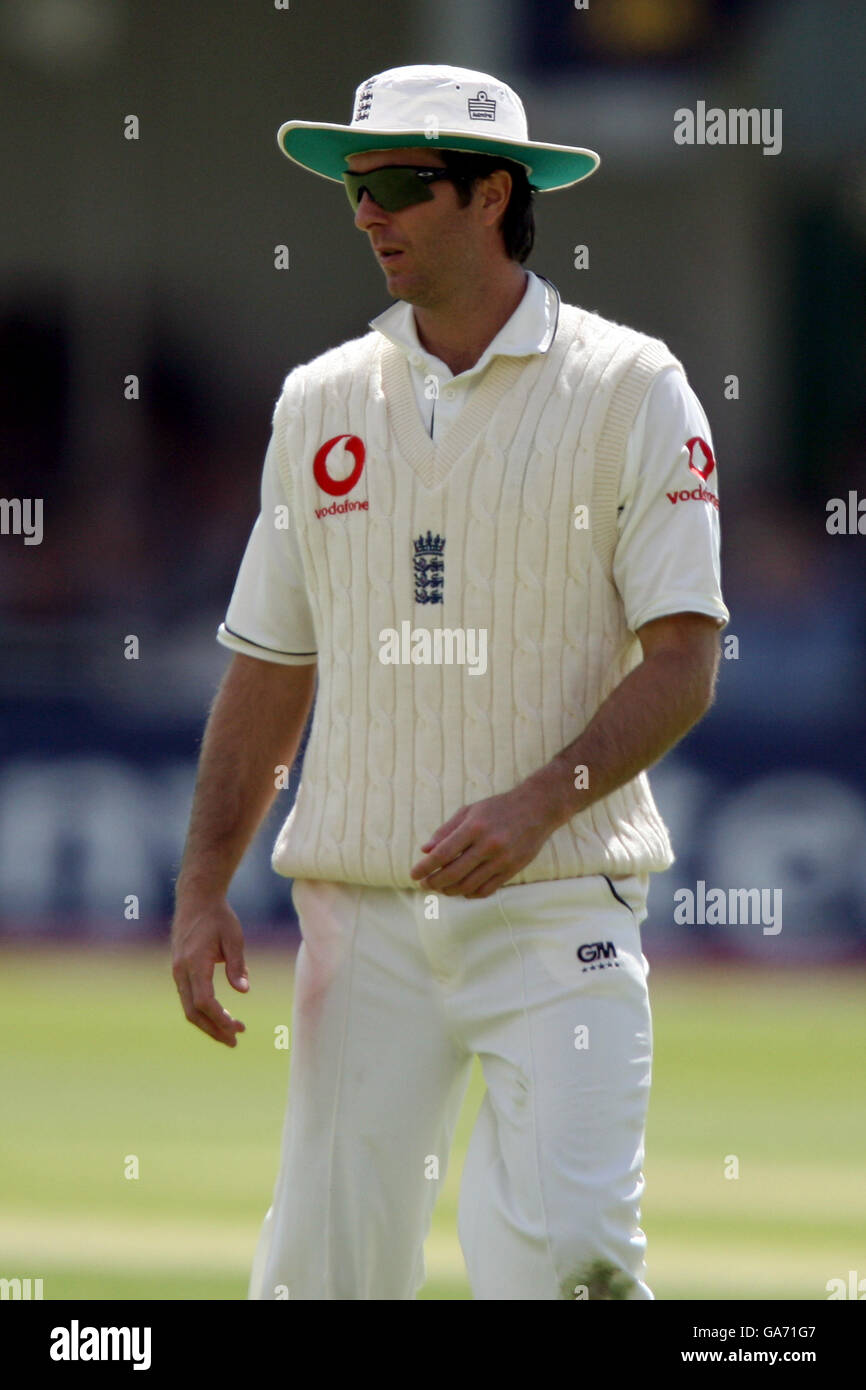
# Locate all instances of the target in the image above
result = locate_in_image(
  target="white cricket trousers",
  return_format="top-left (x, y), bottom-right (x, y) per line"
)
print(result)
top-left (248, 872), bottom-right (654, 1301)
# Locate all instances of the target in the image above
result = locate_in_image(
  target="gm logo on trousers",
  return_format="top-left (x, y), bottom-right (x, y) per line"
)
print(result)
top-left (577, 941), bottom-right (621, 972)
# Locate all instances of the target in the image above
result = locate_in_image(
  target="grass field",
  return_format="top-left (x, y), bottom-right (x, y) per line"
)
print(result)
top-left (1, 944), bottom-right (864, 1301)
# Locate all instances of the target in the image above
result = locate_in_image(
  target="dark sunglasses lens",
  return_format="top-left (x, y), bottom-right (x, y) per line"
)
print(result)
top-left (343, 169), bottom-right (437, 212)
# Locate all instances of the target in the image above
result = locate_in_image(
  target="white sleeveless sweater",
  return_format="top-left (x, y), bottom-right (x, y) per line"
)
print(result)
top-left (270, 302), bottom-right (681, 886)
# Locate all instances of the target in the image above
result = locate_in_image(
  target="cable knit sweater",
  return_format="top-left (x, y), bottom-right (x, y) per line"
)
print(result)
top-left (257, 303), bottom-right (684, 886)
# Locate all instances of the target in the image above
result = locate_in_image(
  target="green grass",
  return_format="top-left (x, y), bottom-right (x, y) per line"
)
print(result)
top-left (1, 945), bottom-right (864, 1300)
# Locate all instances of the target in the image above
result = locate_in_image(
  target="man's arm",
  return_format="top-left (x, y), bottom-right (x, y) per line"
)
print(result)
top-left (410, 612), bottom-right (720, 898)
top-left (171, 653), bottom-right (316, 1046)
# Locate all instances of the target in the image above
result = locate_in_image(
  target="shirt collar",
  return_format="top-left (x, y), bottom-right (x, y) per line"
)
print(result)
top-left (368, 269), bottom-right (561, 381)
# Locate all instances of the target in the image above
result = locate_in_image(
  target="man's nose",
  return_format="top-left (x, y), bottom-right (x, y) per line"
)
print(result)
top-left (354, 188), bottom-right (388, 229)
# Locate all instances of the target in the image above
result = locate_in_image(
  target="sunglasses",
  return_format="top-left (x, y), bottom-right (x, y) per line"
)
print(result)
top-left (342, 165), bottom-right (456, 212)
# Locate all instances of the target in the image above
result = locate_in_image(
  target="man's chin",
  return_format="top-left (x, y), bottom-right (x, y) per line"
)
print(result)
top-left (379, 260), bottom-right (424, 301)
top-left (386, 284), bottom-right (421, 306)
top-left (382, 267), bottom-right (411, 296)
top-left (382, 273), bottom-right (433, 309)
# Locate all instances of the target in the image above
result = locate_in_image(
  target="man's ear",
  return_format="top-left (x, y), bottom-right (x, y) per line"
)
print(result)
top-left (480, 169), bottom-right (512, 225)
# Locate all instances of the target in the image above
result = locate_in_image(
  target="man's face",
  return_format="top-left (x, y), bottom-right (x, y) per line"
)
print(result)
top-left (345, 147), bottom-right (480, 307)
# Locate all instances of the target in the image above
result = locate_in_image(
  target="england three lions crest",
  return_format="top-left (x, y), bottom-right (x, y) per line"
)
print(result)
top-left (414, 531), bottom-right (445, 604)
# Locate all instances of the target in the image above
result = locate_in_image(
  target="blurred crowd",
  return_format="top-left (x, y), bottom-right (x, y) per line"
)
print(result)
top-left (0, 289), bottom-right (267, 628)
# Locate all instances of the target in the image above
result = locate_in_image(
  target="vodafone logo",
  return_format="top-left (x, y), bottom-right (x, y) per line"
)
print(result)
top-left (313, 434), bottom-right (366, 497)
top-left (686, 436), bottom-right (715, 481)
top-left (667, 436), bottom-right (720, 510)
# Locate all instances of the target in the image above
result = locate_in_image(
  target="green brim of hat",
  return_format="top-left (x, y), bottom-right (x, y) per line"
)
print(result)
top-left (277, 121), bottom-right (600, 192)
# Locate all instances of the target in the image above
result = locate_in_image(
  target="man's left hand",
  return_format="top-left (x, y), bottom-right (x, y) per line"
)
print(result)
top-left (410, 784), bottom-right (559, 898)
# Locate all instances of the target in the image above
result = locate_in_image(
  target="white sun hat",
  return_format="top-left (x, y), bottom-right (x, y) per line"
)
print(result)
top-left (277, 63), bottom-right (600, 192)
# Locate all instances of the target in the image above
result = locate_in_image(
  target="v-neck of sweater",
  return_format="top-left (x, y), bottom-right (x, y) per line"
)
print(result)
top-left (378, 339), bottom-right (539, 491)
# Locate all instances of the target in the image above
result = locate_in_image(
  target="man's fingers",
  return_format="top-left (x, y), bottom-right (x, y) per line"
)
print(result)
top-left (173, 968), bottom-right (195, 1021)
top-left (188, 1006), bottom-right (240, 1046)
top-left (424, 848), bottom-right (495, 893)
top-left (417, 852), bottom-right (475, 888)
top-left (445, 864), bottom-right (500, 895)
top-left (175, 966), bottom-right (244, 1044)
top-left (412, 824), bottom-right (478, 880)
top-left (188, 963), bottom-right (220, 1016)
top-left (175, 973), bottom-right (223, 1043)
top-left (224, 948), bottom-right (249, 993)
top-left (192, 983), bottom-right (245, 1036)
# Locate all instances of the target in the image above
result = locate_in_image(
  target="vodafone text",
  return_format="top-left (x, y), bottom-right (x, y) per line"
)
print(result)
top-left (667, 483), bottom-right (719, 510)
top-left (315, 498), bottom-right (369, 520)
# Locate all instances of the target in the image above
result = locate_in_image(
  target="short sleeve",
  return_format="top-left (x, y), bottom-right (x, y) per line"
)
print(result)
top-left (614, 366), bottom-right (730, 633)
top-left (216, 394), bottom-right (318, 665)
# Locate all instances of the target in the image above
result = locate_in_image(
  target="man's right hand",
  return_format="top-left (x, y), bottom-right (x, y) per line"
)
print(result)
top-left (171, 897), bottom-right (249, 1047)
top-left (168, 653), bottom-right (316, 1048)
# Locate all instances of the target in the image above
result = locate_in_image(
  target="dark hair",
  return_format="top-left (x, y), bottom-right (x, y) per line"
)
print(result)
top-left (437, 150), bottom-right (537, 264)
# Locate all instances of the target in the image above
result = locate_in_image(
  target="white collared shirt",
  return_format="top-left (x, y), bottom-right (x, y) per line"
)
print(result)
top-left (368, 269), bottom-right (559, 441)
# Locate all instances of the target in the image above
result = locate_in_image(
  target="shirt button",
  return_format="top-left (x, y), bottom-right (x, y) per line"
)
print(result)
top-left (410, 353), bottom-right (422, 367)
top-left (443, 387), bottom-right (456, 400)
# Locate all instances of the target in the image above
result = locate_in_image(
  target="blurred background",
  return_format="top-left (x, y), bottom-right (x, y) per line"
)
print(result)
top-left (1, 0), bottom-right (865, 1301)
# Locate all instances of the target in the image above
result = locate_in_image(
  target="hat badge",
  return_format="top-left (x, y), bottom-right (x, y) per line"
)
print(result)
top-left (467, 89), bottom-right (496, 121)
top-left (354, 80), bottom-right (375, 122)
